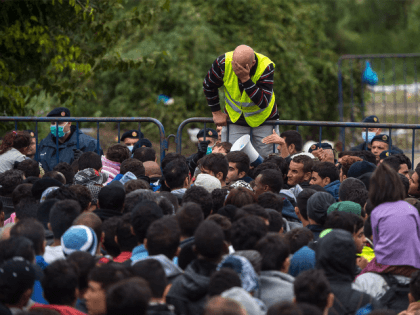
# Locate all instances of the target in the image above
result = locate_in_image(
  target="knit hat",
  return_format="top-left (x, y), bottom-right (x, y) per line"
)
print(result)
top-left (230, 180), bottom-right (253, 191)
top-left (31, 178), bottom-right (63, 200)
top-left (307, 192), bottom-right (336, 225)
top-left (74, 168), bottom-right (108, 186)
top-left (217, 255), bottom-right (259, 292)
top-left (194, 174), bottom-right (222, 193)
top-left (61, 225), bottom-right (98, 257)
top-left (347, 161), bottom-right (376, 179)
top-left (357, 172), bottom-right (373, 191)
top-left (327, 201), bottom-right (362, 216)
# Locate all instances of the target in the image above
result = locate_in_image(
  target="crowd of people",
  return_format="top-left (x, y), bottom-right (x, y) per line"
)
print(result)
top-left (0, 107), bottom-right (419, 315)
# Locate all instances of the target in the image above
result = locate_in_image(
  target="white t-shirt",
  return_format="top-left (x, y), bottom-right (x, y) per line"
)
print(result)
top-left (0, 148), bottom-right (26, 173)
top-left (43, 245), bottom-right (65, 264)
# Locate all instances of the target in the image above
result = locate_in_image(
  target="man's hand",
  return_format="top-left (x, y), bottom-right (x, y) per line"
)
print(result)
top-left (262, 130), bottom-right (286, 145)
top-left (231, 61), bottom-right (251, 83)
top-left (212, 111), bottom-right (228, 126)
top-left (356, 256), bottom-right (369, 270)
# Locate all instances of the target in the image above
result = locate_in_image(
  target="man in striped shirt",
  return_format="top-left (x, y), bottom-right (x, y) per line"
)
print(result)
top-left (203, 45), bottom-right (279, 158)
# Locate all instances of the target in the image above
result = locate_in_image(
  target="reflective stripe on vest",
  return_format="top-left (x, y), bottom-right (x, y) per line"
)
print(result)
top-left (223, 51), bottom-right (276, 128)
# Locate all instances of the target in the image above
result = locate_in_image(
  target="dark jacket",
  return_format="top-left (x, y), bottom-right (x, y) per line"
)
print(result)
top-left (93, 208), bottom-right (123, 222)
top-left (306, 224), bottom-right (324, 241)
top-left (186, 151), bottom-right (206, 175)
top-left (316, 229), bottom-right (382, 315)
top-left (166, 259), bottom-right (217, 315)
top-left (350, 142), bottom-right (403, 153)
top-left (147, 304), bottom-right (176, 315)
top-left (38, 125), bottom-right (103, 171)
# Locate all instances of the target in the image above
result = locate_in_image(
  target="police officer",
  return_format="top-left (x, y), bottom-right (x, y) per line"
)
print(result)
top-left (38, 107), bottom-right (103, 171)
top-left (370, 134), bottom-right (402, 162)
top-left (121, 130), bottom-right (144, 152)
top-left (350, 115), bottom-right (383, 151)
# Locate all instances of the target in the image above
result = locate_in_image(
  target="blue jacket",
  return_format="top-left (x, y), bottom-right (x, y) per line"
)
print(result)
top-left (324, 180), bottom-right (341, 201)
top-left (37, 126), bottom-right (103, 171)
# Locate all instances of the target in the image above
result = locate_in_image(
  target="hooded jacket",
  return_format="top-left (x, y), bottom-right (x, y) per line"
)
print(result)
top-left (38, 125), bottom-right (103, 171)
top-left (324, 180), bottom-right (340, 201)
top-left (316, 229), bottom-right (382, 314)
top-left (166, 259), bottom-right (218, 315)
top-left (256, 270), bottom-right (294, 308)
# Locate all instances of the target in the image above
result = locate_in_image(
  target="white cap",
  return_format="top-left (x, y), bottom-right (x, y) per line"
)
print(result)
top-left (194, 173), bottom-right (222, 193)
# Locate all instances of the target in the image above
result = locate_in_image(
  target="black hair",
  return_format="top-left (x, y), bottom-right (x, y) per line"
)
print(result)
top-left (131, 200), bottom-right (163, 244)
top-left (15, 201), bottom-right (39, 221)
top-left (120, 159), bottom-right (145, 178)
top-left (258, 192), bottom-right (284, 212)
top-left (133, 147), bottom-right (156, 163)
top-left (268, 210), bottom-right (283, 233)
top-left (42, 260), bottom-right (79, 306)
top-left (194, 220), bottom-right (225, 259)
top-left (252, 162), bottom-right (280, 179)
top-left (158, 191), bottom-right (179, 213)
top-left (78, 152), bottom-right (102, 171)
top-left (161, 153), bottom-right (187, 170)
top-left (231, 215), bottom-right (268, 251)
top-left (258, 169), bottom-right (284, 194)
top-left (146, 216), bottom-right (180, 259)
top-left (182, 186), bottom-right (213, 219)
top-left (382, 154), bottom-right (412, 171)
top-left (323, 211), bottom-right (355, 234)
top-left (0, 259), bottom-right (35, 305)
top-left (98, 185), bottom-right (125, 211)
top-left (123, 190), bottom-right (158, 214)
top-left (339, 178), bottom-right (366, 202)
top-left (207, 268), bottom-right (242, 297)
top-left (343, 188), bottom-right (369, 209)
top-left (106, 144), bottom-right (131, 163)
top-left (53, 162), bottom-right (75, 185)
top-left (296, 189), bottom-right (317, 221)
top-left (364, 216), bottom-right (373, 239)
top-left (43, 171), bottom-right (66, 184)
top-left (212, 188), bottom-right (229, 213)
top-left (284, 228), bottom-right (314, 254)
top-left (225, 187), bottom-right (257, 208)
top-left (131, 259), bottom-right (167, 299)
top-left (45, 186), bottom-right (78, 201)
top-left (115, 213), bottom-right (137, 252)
top-left (294, 269), bottom-right (331, 312)
top-left (312, 162), bottom-right (339, 183)
top-left (0, 236), bottom-right (35, 264)
top-left (23, 176), bottom-right (41, 185)
top-left (156, 195), bottom-right (175, 216)
top-left (49, 200), bottom-right (81, 239)
top-left (0, 169), bottom-right (24, 196)
top-left (69, 185), bottom-right (92, 211)
top-left (101, 218), bottom-right (121, 258)
top-left (176, 202), bottom-right (204, 238)
top-left (106, 278), bottom-right (151, 315)
top-left (10, 218), bottom-right (45, 255)
top-left (88, 263), bottom-right (132, 290)
top-left (256, 233), bottom-right (290, 271)
top-left (410, 270), bottom-right (420, 301)
top-left (217, 204), bottom-right (238, 222)
top-left (240, 204), bottom-right (270, 221)
top-left (292, 155), bottom-right (314, 174)
top-left (351, 212), bottom-right (364, 233)
top-left (200, 153), bottom-right (229, 181)
top-left (399, 173), bottom-right (409, 198)
top-left (264, 155), bottom-right (288, 179)
top-left (280, 130), bottom-right (303, 152)
top-left (16, 159), bottom-right (40, 178)
top-left (124, 179), bottom-right (151, 194)
top-left (12, 184), bottom-right (35, 207)
top-left (67, 251), bottom-right (96, 292)
top-left (163, 160), bottom-right (189, 190)
top-left (206, 214), bottom-right (232, 243)
top-left (226, 151), bottom-right (250, 175)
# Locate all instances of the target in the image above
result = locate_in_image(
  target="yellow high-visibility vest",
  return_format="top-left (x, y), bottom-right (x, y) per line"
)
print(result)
top-left (224, 51), bottom-right (276, 128)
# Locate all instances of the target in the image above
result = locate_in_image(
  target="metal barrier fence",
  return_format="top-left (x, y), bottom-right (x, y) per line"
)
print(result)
top-left (0, 117), bottom-right (168, 164)
top-left (338, 53), bottom-right (420, 149)
top-left (176, 117), bottom-right (420, 168)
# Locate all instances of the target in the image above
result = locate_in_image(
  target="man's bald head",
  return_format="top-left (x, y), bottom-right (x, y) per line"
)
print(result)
top-left (233, 45), bottom-right (255, 67)
top-left (144, 161), bottom-right (162, 177)
top-left (73, 212), bottom-right (102, 246)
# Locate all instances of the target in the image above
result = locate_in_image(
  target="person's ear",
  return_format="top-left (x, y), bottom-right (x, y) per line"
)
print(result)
top-left (279, 227), bottom-right (284, 234)
top-left (238, 171), bottom-right (246, 179)
top-left (143, 238), bottom-right (148, 250)
top-left (130, 226), bottom-right (136, 236)
top-left (114, 235), bottom-right (119, 246)
top-left (216, 172), bottom-right (224, 182)
top-left (48, 222), bottom-right (52, 231)
top-left (174, 247), bottom-right (181, 257)
top-left (323, 177), bottom-right (331, 186)
top-left (303, 172), bottom-right (312, 182)
top-left (327, 293), bottom-right (335, 309)
top-left (87, 201), bottom-right (92, 212)
top-left (183, 177), bottom-right (189, 188)
top-left (288, 144), bottom-right (295, 153)
top-left (408, 292), bottom-right (416, 304)
top-left (292, 297), bottom-right (297, 304)
top-left (96, 200), bottom-right (100, 209)
top-left (222, 241), bottom-right (229, 255)
top-left (281, 256), bottom-right (290, 273)
top-left (263, 185), bottom-right (270, 192)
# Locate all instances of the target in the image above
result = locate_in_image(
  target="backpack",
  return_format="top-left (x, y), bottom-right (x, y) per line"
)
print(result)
top-left (378, 274), bottom-right (410, 312)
